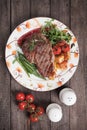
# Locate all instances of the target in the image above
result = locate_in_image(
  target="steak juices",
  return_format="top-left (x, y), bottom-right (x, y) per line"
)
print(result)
top-left (18, 28), bottom-right (70, 79)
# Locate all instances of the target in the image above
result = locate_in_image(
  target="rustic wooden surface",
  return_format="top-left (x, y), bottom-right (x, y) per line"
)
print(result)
top-left (0, 0), bottom-right (87, 130)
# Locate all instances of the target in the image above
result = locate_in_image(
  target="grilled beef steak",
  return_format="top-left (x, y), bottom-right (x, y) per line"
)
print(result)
top-left (18, 28), bottom-right (55, 77)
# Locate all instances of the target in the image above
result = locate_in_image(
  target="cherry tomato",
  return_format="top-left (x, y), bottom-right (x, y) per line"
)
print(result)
top-left (16, 92), bottom-right (25, 101)
top-left (18, 101), bottom-right (27, 110)
top-left (30, 113), bottom-right (39, 122)
top-left (27, 104), bottom-right (36, 113)
top-left (36, 106), bottom-right (44, 116)
top-left (62, 44), bottom-right (70, 52)
top-left (57, 40), bottom-right (66, 46)
top-left (26, 94), bottom-right (34, 103)
top-left (53, 46), bottom-right (61, 55)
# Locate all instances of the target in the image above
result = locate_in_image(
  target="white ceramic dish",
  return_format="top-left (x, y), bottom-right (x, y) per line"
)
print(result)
top-left (5, 17), bottom-right (79, 91)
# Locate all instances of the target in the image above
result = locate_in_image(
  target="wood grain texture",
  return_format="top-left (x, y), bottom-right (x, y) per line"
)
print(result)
top-left (31, 0), bottom-right (50, 17)
top-left (70, 0), bottom-right (87, 130)
top-left (10, 0), bottom-right (31, 130)
top-left (51, 0), bottom-right (70, 26)
top-left (50, 0), bottom-right (70, 130)
top-left (0, 0), bottom-right (87, 130)
top-left (11, 0), bottom-right (30, 30)
top-left (0, 0), bottom-right (11, 130)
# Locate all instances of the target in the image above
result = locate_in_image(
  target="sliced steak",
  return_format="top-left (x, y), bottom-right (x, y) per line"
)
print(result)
top-left (34, 41), bottom-right (55, 77)
top-left (20, 29), bottom-right (55, 77)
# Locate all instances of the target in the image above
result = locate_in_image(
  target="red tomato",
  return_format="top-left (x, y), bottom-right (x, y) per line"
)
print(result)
top-left (26, 94), bottom-right (34, 103)
top-left (16, 92), bottom-right (25, 101)
top-left (53, 46), bottom-right (61, 55)
top-left (36, 106), bottom-right (44, 116)
top-left (27, 104), bottom-right (36, 113)
top-left (58, 40), bottom-right (66, 46)
top-left (30, 113), bottom-right (39, 122)
top-left (62, 44), bottom-right (70, 52)
top-left (18, 101), bottom-right (27, 110)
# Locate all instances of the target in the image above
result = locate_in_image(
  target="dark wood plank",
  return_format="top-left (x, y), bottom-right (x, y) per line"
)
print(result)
top-left (31, 0), bottom-right (50, 17)
top-left (51, 0), bottom-right (70, 130)
top-left (11, 0), bottom-right (30, 31)
top-left (50, 0), bottom-right (70, 26)
top-left (30, 0), bottom-right (51, 130)
top-left (0, 0), bottom-right (11, 130)
top-left (10, 0), bottom-right (31, 130)
top-left (70, 0), bottom-right (87, 130)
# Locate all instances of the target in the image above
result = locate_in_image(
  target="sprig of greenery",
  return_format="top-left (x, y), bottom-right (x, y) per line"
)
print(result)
top-left (29, 39), bottom-right (45, 51)
top-left (29, 39), bottom-right (36, 51)
top-left (41, 19), bottom-right (71, 46)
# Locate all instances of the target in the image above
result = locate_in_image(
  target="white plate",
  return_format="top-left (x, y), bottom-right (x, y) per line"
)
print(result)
top-left (5, 17), bottom-right (79, 91)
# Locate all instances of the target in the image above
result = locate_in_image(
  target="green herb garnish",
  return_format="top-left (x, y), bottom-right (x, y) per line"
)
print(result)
top-left (41, 19), bottom-right (71, 46)
top-left (29, 39), bottom-right (45, 51)
top-left (29, 39), bottom-right (36, 51)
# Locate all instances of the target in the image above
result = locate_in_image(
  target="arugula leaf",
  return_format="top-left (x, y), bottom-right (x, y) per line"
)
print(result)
top-left (41, 19), bottom-right (71, 46)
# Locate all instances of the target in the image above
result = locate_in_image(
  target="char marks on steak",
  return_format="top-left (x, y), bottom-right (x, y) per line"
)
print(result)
top-left (20, 29), bottom-right (55, 77)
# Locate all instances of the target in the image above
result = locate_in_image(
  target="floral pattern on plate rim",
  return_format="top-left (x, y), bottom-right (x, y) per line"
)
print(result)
top-left (5, 17), bottom-right (79, 91)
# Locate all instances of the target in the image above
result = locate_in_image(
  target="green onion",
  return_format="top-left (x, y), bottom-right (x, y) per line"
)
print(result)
top-left (13, 52), bottom-right (45, 79)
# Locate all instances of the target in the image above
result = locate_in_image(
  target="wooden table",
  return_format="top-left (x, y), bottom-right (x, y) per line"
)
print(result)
top-left (0, 0), bottom-right (87, 130)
